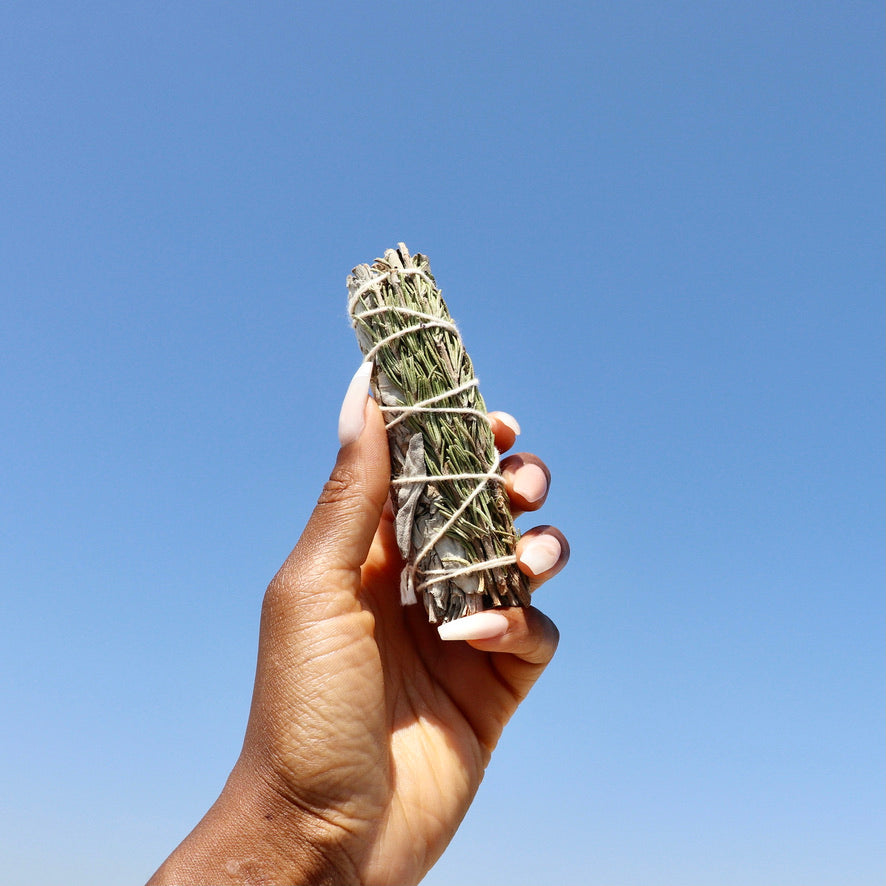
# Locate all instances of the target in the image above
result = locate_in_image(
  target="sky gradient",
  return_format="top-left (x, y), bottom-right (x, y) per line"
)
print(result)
top-left (1, 2), bottom-right (883, 884)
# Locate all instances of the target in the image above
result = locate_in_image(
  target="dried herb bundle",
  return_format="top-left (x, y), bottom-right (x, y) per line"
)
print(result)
top-left (347, 243), bottom-right (531, 624)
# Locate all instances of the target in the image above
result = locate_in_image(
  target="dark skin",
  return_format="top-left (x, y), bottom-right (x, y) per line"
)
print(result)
top-left (148, 400), bottom-right (569, 885)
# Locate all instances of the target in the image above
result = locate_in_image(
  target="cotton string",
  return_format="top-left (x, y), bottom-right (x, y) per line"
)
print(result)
top-left (350, 266), bottom-right (518, 600)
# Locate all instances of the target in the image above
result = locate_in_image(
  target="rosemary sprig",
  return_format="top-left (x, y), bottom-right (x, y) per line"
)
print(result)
top-left (347, 243), bottom-right (531, 623)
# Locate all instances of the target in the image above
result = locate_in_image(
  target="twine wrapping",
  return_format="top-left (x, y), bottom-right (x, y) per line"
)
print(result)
top-left (347, 243), bottom-right (531, 624)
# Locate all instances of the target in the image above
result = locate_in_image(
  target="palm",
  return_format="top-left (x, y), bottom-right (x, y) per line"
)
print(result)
top-left (148, 402), bottom-right (564, 886)
top-left (269, 511), bottom-right (538, 886)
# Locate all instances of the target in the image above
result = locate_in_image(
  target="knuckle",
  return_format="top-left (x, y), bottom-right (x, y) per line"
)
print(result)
top-left (262, 568), bottom-right (297, 619)
top-left (313, 467), bottom-right (372, 527)
top-left (316, 467), bottom-right (359, 507)
top-left (524, 611), bottom-right (559, 663)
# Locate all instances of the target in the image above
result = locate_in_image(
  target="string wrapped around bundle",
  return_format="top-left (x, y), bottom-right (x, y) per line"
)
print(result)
top-left (346, 243), bottom-right (531, 624)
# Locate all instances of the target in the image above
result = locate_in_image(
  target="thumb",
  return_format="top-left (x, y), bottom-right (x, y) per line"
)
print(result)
top-left (281, 363), bottom-right (390, 593)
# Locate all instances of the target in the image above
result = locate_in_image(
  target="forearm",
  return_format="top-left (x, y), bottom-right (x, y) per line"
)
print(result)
top-left (146, 760), bottom-right (357, 886)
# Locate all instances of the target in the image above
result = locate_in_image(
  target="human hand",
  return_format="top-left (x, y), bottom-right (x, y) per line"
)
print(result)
top-left (148, 365), bottom-right (569, 886)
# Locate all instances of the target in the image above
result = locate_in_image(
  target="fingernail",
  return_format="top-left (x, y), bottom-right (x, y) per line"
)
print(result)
top-left (497, 413), bottom-right (521, 436)
top-left (338, 361), bottom-right (373, 447)
top-left (511, 463), bottom-right (548, 504)
top-left (437, 611), bottom-right (510, 641)
top-left (520, 534), bottom-right (562, 577)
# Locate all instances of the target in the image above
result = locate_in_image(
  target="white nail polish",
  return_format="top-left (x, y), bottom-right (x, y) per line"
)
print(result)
top-left (497, 413), bottom-right (521, 436)
top-left (520, 534), bottom-right (562, 577)
top-left (512, 463), bottom-right (548, 503)
top-left (337, 361), bottom-right (373, 447)
top-left (437, 610), bottom-right (510, 641)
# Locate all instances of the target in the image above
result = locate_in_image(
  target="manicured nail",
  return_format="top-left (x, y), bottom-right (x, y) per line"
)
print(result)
top-left (511, 463), bottom-right (548, 504)
top-left (496, 412), bottom-right (521, 436)
top-left (337, 361), bottom-right (373, 447)
top-left (520, 534), bottom-right (562, 577)
top-left (437, 611), bottom-right (510, 641)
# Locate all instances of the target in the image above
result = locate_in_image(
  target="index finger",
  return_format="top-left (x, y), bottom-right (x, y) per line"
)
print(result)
top-left (487, 411), bottom-right (521, 453)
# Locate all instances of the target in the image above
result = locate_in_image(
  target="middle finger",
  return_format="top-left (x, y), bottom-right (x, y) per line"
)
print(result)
top-left (500, 452), bottom-right (551, 514)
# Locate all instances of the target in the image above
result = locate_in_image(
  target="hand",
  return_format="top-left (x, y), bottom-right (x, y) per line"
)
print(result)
top-left (148, 367), bottom-right (570, 886)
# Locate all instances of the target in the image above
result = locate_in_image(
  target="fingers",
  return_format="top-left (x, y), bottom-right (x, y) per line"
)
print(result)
top-left (492, 419), bottom-right (566, 588)
top-left (434, 524), bottom-right (568, 644)
top-left (439, 606), bottom-right (560, 667)
top-left (516, 525), bottom-right (570, 590)
top-left (487, 411), bottom-right (521, 453)
top-left (490, 410), bottom-right (568, 590)
top-left (488, 411), bottom-right (551, 515)
top-left (500, 453), bottom-right (550, 514)
top-left (270, 364), bottom-right (391, 604)
top-left (301, 370), bottom-right (391, 575)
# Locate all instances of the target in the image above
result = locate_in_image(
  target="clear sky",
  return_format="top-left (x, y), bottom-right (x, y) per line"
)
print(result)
top-left (1, 2), bottom-right (883, 884)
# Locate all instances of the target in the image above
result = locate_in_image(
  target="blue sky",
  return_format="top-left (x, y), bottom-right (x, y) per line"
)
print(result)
top-left (1, 2), bottom-right (883, 884)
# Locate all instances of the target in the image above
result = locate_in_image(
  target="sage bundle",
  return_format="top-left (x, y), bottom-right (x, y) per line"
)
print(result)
top-left (347, 243), bottom-right (531, 624)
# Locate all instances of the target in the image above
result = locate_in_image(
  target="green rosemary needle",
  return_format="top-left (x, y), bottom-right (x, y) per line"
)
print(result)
top-left (347, 243), bottom-right (531, 624)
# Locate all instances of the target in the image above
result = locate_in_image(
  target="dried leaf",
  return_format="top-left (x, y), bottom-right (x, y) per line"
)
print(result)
top-left (347, 243), bottom-right (531, 623)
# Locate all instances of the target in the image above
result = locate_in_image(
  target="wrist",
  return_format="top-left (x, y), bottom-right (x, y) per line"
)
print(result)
top-left (147, 759), bottom-right (358, 885)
